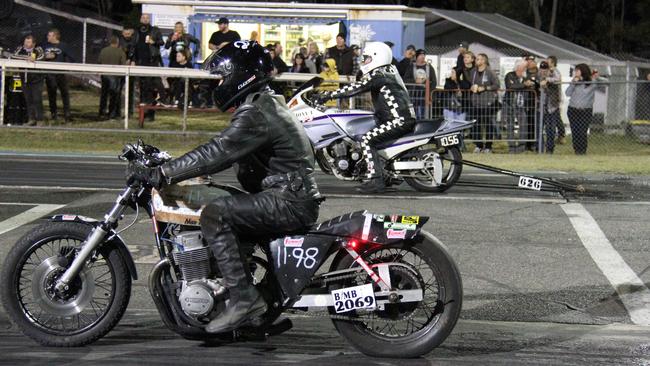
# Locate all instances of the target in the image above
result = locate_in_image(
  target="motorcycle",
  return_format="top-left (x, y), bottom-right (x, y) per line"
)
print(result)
top-left (0, 141), bottom-right (462, 358)
top-left (288, 77), bottom-right (475, 192)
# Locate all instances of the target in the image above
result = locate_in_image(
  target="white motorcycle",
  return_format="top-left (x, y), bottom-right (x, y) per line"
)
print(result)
top-left (288, 77), bottom-right (474, 192)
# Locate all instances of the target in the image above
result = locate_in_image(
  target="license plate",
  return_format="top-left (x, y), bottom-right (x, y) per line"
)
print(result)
top-left (518, 176), bottom-right (542, 191)
top-left (438, 133), bottom-right (460, 147)
top-left (331, 283), bottom-right (376, 313)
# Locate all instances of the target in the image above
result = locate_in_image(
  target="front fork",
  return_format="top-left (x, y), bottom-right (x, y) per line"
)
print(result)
top-left (54, 187), bottom-right (136, 294)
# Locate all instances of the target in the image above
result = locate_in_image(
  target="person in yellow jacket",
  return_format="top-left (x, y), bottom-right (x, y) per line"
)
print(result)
top-left (318, 58), bottom-right (339, 107)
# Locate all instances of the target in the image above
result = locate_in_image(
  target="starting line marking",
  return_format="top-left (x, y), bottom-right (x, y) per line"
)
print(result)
top-left (562, 203), bottom-right (650, 326)
top-left (0, 204), bottom-right (65, 235)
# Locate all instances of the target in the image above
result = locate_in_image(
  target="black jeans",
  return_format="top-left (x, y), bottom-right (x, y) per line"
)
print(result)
top-left (470, 106), bottom-right (497, 149)
top-left (23, 79), bottom-right (44, 122)
top-left (45, 74), bottom-right (70, 118)
top-left (99, 76), bottom-right (122, 118)
top-left (567, 107), bottom-right (592, 154)
top-left (544, 109), bottom-right (561, 153)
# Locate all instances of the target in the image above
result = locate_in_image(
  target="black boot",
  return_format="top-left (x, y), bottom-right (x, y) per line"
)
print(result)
top-left (357, 146), bottom-right (387, 193)
top-left (205, 226), bottom-right (267, 334)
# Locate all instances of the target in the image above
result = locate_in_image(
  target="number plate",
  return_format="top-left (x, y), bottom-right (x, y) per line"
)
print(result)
top-left (518, 176), bottom-right (542, 191)
top-left (331, 283), bottom-right (376, 313)
top-left (438, 133), bottom-right (460, 147)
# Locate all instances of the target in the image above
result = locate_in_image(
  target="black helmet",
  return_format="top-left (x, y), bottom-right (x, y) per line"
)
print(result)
top-left (202, 40), bottom-right (273, 111)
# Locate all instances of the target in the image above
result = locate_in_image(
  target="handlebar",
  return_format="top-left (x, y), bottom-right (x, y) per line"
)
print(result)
top-left (119, 139), bottom-right (172, 167)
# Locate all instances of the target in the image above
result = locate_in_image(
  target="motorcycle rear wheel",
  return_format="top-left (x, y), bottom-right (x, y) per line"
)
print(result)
top-left (0, 222), bottom-right (131, 346)
top-left (404, 147), bottom-right (463, 192)
top-left (329, 231), bottom-right (462, 358)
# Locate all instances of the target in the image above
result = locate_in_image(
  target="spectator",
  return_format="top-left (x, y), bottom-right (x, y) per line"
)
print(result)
top-left (503, 60), bottom-right (533, 153)
top-left (403, 49), bottom-right (437, 119)
top-left (169, 48), bottom-right (194, 108)
top-left (290, 37), bottom-right (306, 61)
top-left (456, 41), bottom-right (469, 71)
top-left (289, 53), bottom-right (310, 73)
top-left (397, 44), bottom-right (416, 77)
top-left (307, 41), bottom-right (323, 73)
top-left (539, 56), bottom-right (564, 153)
top-left (566, 63), bottom-right (598, 155)
top-left (97, 36), bottom-right (127, 120)
top-left (250, 30), bottom-right (259, 43)
top-left (350, 44), bottom-right (362, 80)
top-left (469, 53), bottom-right (500, 153)
top-left (383, 41), bottom-right (399, 66)
top-left (273, 42), bottom-right (288, 73)
top-left (119, 25), bottom-right (138, 115)
top-left (325, 33), bottom-right (354, 76)
top-left (208, 17), bottom-right (240, 51)
top-left (134, 13), bottom-right (166, 120)
top-left (164, 21), bottom-right (199, 68)
top-left (459, 51), bottom-right (475, 118)
top-left (523, 54), bottom-right (540, 151)
top-left (300, 46), bottom-right (316, 73)
top-left (318, 58), bottom-right (339, 107)
top-left (43, 28), bottom-right (73, 122)
top-left (14, 35), bottom-right (44, 126)
top-left (442, 67), bottom-right (466, 121)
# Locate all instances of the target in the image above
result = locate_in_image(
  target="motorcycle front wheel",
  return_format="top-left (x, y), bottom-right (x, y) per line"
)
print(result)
top-left (1, 222), bottom-right (131, 346)
top-left (329, 231), bottom-right (462, 358)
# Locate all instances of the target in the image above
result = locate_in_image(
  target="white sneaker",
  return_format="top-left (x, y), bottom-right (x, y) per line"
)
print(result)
top-left (482, 148), bottom-right (492, 154)
top-left (473, 147), bottom-right (482, 153)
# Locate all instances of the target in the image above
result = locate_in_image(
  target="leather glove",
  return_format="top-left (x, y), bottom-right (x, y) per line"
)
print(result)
top-left (125, 162), bottom-right (164, 189)
top-left (310, 91), bottom-right (330, 105)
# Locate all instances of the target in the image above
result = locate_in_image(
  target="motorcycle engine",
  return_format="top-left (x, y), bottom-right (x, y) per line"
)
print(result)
top-left (329, 140), bottom-right (362, 176)
top-left (171, 231), bottom-right (226, 318)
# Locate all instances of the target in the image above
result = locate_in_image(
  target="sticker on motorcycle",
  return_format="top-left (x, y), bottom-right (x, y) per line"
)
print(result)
top-left (401, 216), bottom-right (419, 224)
top-left (384, 222), bottom-right (416, 230)
top-left (284, 237), bottom-right (304, 247)
top-left (331, 283), bottom-right (376, 313)
top-left (437, 133), bottom-right (460, 147)
top-left (373, 214), bottom-right (385, 222)
top-left (386, 228), bottom-right (407, 239)
top-left (518, 176), bottom-right (542, 191)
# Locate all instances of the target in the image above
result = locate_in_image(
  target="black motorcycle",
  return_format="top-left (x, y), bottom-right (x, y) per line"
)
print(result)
top-left (0, 141), bottom-right (462, 358)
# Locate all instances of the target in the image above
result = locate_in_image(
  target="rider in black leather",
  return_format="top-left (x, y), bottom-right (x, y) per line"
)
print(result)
top-left (320, 42), bottom-right (416, 193)
top-left (126, 40), bottom-right (321, 334)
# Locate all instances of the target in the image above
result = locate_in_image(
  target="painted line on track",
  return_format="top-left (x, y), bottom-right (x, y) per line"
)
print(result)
top-left (0, 185), bottom-right (122, 192)
top-left (325, 193), bottom-right (567, 204)
top-left (0, 204), bottom-right (65, 235)
top-left (561, 203), bottom-right (650, 326)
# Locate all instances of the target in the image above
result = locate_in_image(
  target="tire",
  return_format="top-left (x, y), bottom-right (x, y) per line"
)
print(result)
top-left (329, 231), bottom-right (462, 358)
top-left (1, 222), bottom-right (132, 346)
top-left (404, 147), bottom-right (463, 193)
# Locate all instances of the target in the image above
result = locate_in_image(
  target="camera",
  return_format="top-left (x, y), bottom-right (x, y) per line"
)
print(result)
top-left (539, 61), bottom-right (549, 69)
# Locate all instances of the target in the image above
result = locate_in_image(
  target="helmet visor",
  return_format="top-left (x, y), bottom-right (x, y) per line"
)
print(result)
top-left (362, 54), bottom-right (373, 65)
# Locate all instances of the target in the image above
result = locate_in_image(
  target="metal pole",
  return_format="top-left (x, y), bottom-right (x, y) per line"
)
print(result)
top-left (82, 19), bottom-right (87, 64)
top-left (182, 77), bottom-right (189, 132)
top-left (425, 79), bottom-right (431, 119)
top-left (124, 73), bottom-right (129, 130)
top-left (0, 65), bottom-right (5, 126)
top-left (537, 90), bottom-right (545, 153)
top-left (625, 62), bottom-right (631, 123)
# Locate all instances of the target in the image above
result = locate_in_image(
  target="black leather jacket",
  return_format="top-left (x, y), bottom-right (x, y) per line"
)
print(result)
top-left (326, 65), bottom-right (416, 124)
top-left (161, 91), bottom-right (321, 201)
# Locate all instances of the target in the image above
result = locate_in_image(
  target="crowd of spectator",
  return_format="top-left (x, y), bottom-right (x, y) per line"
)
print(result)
top-left (3, 14), bottom-right (609, 155)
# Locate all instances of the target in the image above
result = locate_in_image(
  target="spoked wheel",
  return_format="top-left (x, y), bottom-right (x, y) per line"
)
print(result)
top-left (404, 147), bottom-right (463, 192)
top-left (329, 232), bottom-right (462, 358)
top-left (1, 222), bottom-right (131, 346)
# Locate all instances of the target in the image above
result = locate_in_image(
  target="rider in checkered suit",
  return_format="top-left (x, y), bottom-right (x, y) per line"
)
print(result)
top-left (320, 42), bottom-right (416, 193)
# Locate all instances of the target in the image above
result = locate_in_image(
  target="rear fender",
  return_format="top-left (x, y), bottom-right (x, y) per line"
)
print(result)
top-left (50, 214), bottom-right (138, 280)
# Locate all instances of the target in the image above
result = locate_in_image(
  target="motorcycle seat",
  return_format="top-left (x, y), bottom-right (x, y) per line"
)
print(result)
top-left (308, 210), bottom-right (368, 236)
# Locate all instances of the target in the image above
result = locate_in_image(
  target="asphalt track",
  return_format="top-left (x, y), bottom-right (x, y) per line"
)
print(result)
top-left (0, 153), bottom-right (649, 365)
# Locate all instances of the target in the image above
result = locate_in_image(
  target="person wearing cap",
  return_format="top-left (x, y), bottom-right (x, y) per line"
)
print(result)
top-left (325, 33), bottom-right (354, 76)
top-left (397, 44), bottom-right (416, 77)
top-left (403, 49), bottom-right (437, 119)
top-left (208, 17), bottom-right (241, 51)
top-left (456, 41), bottom-right (469, 71)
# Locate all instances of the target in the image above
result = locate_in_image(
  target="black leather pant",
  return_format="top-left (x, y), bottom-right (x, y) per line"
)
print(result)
top-left (199, 190), bottom-right (320, 289)
top-left (361, 117), bottom-right (415, 179)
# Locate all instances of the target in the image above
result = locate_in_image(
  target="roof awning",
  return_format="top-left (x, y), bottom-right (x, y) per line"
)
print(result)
top-left (191, 6), bottom-right (347, 25)
top-left (425, 8), bottom-right (621, 65)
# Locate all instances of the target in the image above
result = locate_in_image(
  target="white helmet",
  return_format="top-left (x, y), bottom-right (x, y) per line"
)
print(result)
top-left (360, 41), bottom-right (393, 75)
